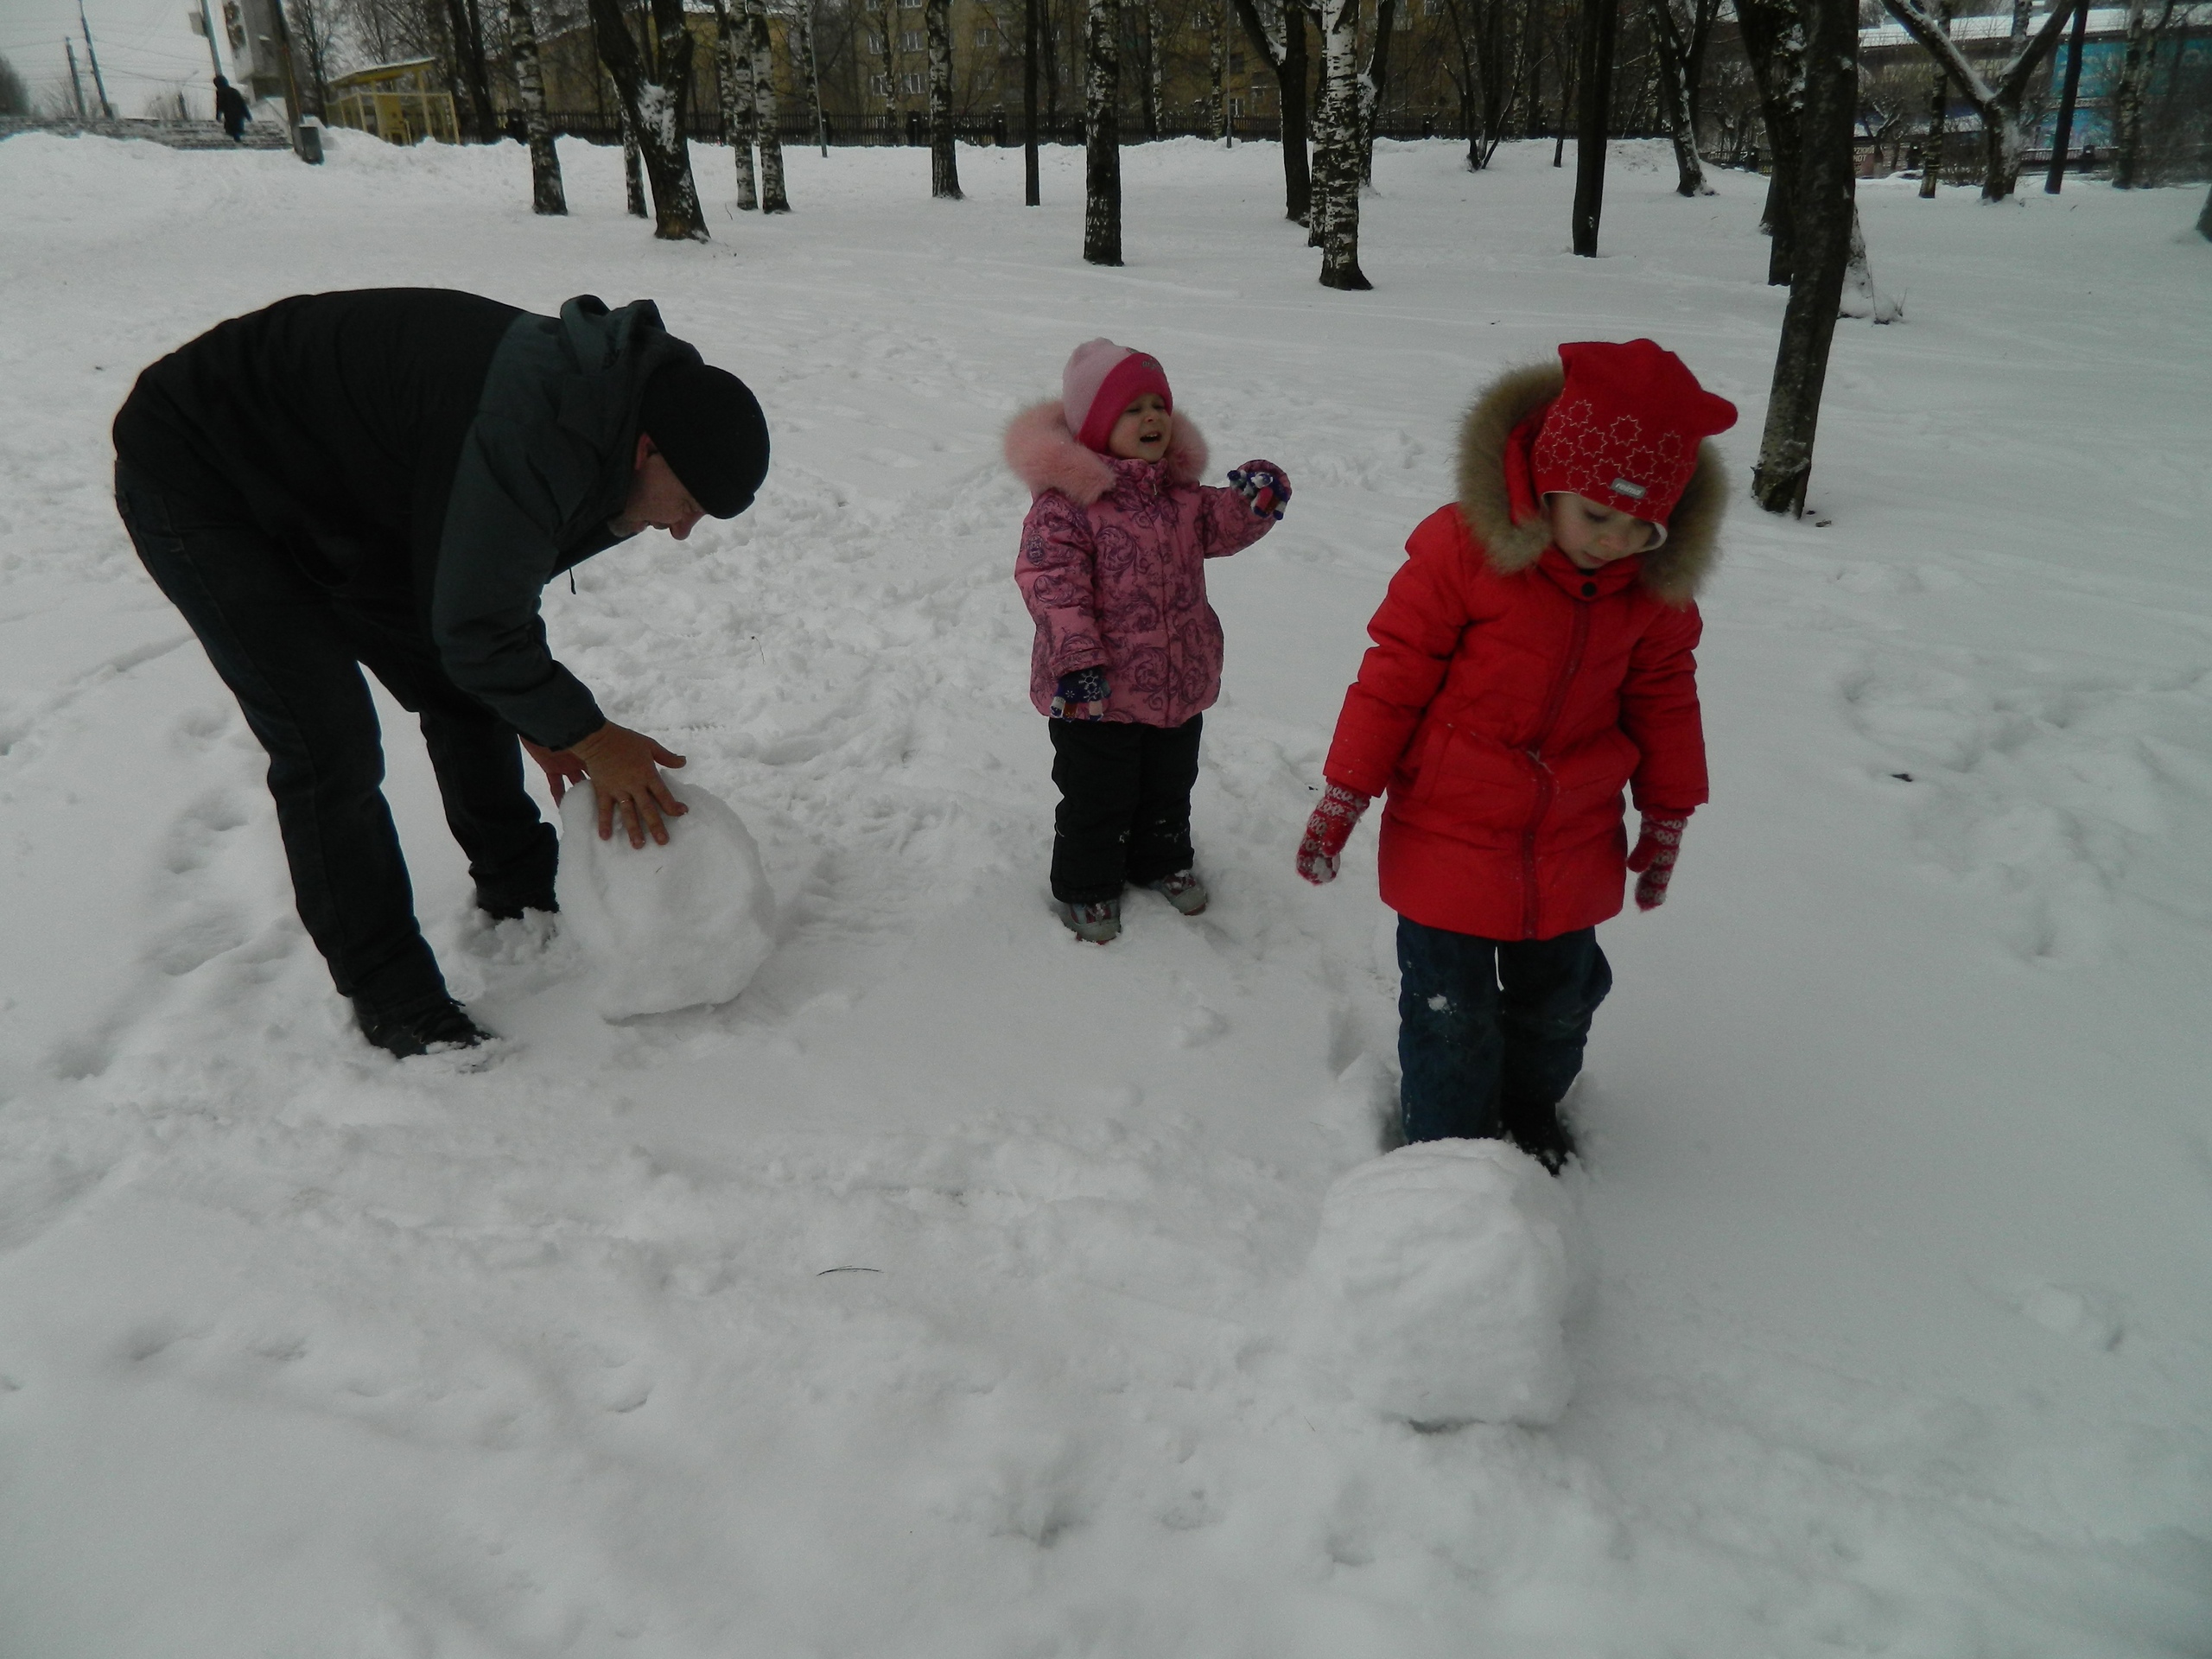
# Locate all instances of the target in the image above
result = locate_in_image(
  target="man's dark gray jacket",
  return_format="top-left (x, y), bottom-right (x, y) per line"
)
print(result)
top-left (113, 288), bottom-right (699, 749)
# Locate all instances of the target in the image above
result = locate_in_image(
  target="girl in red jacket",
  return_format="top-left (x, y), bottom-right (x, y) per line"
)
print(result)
top-left (1297, 340), bottom-right (1738, 1170)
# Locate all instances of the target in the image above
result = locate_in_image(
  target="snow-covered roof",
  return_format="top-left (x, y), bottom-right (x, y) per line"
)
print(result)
top-left (1860, 5), bottom-right (2212, 48)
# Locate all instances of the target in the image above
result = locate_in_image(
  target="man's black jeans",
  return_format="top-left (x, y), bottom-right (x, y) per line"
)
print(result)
top-left (1046, 714), bottom-right (1202, 904)
top-left (1395, 917), bottom-right (1612, 1145)
top-left (115, 461), bottom-right (556, 1014)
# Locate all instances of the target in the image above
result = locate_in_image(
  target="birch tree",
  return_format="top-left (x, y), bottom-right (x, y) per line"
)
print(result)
top-left (2111, 0), bottom-right (2177, 188)
top-left (505, 0), bottom-right (565, 213)
top-left (794, 0), bottom-right (825, 153)
top-left (926, 0), bottom-right (960, 196)
top-left (1083, 0), bottom-right (1120, 264)
top-left (715, 0), bottom-right (760, 209)
top-left (442, 0), bottom-right (498, 137)
top-left (621, 105), bottom-right (649, 214)
top-left (590, 0), bottom-right (709, 239)
top-left (1354, 0), bottom-right (1399, 187)
top-left (747, 0), bottom-right (788, 210)
top-left (1315, 0), bottom-right (1371, 288)
top-left (1645, 0), bottom-right (1711, 194)
top-left (1878, 0), bottom-right (2084, 200)
top-left (1751, 0), bottom-right (1856, 514)
top-left (1234, 0), bottom-right (1313, 223)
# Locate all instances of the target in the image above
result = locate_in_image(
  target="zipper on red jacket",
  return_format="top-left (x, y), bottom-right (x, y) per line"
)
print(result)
top-left (1519, 601), bottom-right (1591, 939)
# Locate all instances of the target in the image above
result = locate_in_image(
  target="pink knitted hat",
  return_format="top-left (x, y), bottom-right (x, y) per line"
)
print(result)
top-left (1062, 339), bottom-right (1173, 454)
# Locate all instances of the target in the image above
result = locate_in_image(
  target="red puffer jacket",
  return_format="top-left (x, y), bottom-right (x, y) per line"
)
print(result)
top-left (1323, 362), bottom-right (1726, 940)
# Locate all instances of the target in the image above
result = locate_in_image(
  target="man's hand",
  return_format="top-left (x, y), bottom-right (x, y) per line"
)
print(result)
top-left (520, 737), bottom-right (589, 804)
top-left (569, 721), bottom-right (689, 848)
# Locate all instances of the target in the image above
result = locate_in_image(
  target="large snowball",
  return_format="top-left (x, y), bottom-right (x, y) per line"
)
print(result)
top-left (556, 779), bottom-right (776, 1019)
top-left (1297, 1140), bottom-right (1586, 1428)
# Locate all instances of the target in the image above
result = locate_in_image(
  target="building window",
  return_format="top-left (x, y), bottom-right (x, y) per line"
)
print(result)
top-left (1228, 96), bottom-right (1243, 117)
top-left (901, 70), bottom-right (925, 93)
top-left (870, 73), bottom-right (889, 92)
top-left (976, 25), bottom-right (993, 43)
top-left (867, 31), bottom-right (885, 52)
top-left (901, 29), bottom-right (924, 49)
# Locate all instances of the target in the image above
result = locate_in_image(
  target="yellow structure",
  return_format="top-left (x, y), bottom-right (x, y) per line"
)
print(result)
top-left (327, 59), bottom-right (461, 145)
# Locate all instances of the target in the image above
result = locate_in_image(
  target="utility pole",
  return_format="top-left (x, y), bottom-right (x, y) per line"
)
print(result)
top-left (78, 0), bottom-right (115, 120)
top-left (195, 0), bottom-right (225, 79)
top-left (1024, 0), bottom-right (1039, 204)
top-left (64, 39), bottom-right (88, 119)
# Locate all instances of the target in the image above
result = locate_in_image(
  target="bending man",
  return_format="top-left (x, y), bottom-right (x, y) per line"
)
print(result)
top-left (113, 289), bottom-right (769, 1058)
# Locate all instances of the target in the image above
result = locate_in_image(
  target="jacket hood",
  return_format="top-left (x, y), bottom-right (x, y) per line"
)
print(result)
top-left (1456, 361), bottom-right (1727, 606)
top-left (1003, 399), bottom-right (1209, 505)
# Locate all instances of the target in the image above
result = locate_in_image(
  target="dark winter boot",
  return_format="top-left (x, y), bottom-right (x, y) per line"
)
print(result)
top-left (355, 995), bottom-right (496, 1058)
top-left (1501, 1096), bottom-right (1580, 1175)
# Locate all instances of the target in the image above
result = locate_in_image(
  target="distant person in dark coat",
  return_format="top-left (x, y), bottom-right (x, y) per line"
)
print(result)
top-left (112, 289), bottom-right (771, 1059)
top-left (213, 75), bottom-right (251, 143)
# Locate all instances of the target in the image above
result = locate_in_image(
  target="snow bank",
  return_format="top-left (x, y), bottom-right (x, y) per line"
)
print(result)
top-left (1299, 1140), bottom-right (1587, 1427)
top-left (555, 779), bottom-right (775, 1018)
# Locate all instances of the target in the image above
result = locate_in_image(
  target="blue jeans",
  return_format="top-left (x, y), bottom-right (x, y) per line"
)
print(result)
top-left (1396, 917), bottom-right (1611, 1145)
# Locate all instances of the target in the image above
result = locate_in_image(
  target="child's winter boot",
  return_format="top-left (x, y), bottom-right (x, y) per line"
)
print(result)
top-left (1500, 1096), bottom-right (1579, 1175)
top-left (1146, 869), bottom-right (1209, 916)
top-left (1058, 898), bottom-right (1122, 944)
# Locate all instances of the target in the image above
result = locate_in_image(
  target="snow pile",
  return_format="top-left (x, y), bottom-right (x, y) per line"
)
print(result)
top-left (1298, 1140), bottom-right (1587, 1427)
top-left (555, 779), bottom-right (775, 1018)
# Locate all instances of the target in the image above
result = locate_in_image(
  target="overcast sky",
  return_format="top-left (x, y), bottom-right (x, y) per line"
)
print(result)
top-left (4, 0), bottom-right (237, 118)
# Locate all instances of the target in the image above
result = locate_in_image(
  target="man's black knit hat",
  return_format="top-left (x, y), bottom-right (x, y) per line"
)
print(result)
top-left (639, 361), bottom-right (769, 519)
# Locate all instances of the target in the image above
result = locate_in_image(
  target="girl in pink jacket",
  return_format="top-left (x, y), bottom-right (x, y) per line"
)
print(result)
top-left (1006, 339), bottom-right (1290, 943)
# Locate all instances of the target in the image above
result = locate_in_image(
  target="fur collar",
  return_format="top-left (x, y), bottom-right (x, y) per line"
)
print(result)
top-left (1003, 399), bottom-right (1210, 505)
top-left (1456, 362), bottom-right (1727, 606)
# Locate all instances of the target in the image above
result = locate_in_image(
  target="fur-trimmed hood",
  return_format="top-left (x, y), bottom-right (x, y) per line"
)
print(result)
top-left (1003, 399), bottom-right (1209, 505)
top-left (1456, 362), bottom-right (1727, 607)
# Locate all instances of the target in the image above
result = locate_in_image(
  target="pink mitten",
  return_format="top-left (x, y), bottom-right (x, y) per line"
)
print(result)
top-left (1627, 813), bottom-right (1688, 910)
top-left (1297, 782), bottom-right (1371, 885)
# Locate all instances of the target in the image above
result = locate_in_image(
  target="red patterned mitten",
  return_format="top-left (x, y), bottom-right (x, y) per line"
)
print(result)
top-left (1627, 814), bottom-right (1688, 911)
top-left (1297, 782), bottom-right (1371, 885)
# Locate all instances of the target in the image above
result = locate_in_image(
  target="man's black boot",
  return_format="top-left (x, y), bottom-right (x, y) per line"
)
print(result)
top-left (355, 995), bottom-right (496, 1058)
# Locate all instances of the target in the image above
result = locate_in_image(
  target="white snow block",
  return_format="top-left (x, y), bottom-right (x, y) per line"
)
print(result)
top-left (1297, 1140), bottom-right (1586, 1428)
top-left (556, 779), bottom-right (776, 1019)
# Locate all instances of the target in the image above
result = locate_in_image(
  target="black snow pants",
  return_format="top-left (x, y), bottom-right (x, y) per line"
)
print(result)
top-left (1046, 714), bottom-right (1203, 905)
top-left (114, 460), bottom-right (556, 1015)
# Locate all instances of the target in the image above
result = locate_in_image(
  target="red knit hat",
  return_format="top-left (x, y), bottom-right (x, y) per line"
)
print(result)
top-left (1529, 340), bottom-right (1738, 526)
top-left (1062, 338), bottom-right (1173, 454)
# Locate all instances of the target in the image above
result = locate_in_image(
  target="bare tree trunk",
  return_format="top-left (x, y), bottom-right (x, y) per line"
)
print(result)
top-left (506, 0), bottom-right (566, 213)
top-left (749, 0), bottom-right (788, 210)
top-left (622, 105), bottom-right (649, 214)
top-left (1236, 0), bottom-right (1312, 224)
top-left (715, 0), bottom-right (760, 209)
top-left (926, 0), bottom-right (959, 194)
top-left (876, 0), bottom-right (900, 138)
top-left (1752, 0), bottom-right (1855, 515)
top-left (1025, 0), bottom-right (1041, 200)
top-left (1839, 205), bottom-right (1899, 320)
top-left (2196, 181), bottom-right (2212, 238)
top-left (1144, 0), bottom-right (1164, 139)
top-left (1084, 0), bottom-right (1121, 264)
top-left (797, 0), bottom-right (826, 153)
top-left (443, 0), bottom-right (499, 138)
top-left (1738, 0), bottom-right (1804, 282)
top-left (1316, 0), bottom-right (1370, 287)
top-left (2111, 0), bottom-right (2164, 188)
top-left (592, 0), bottom-right (708, 239)
top-left (1356, 0), bottom-right (1396, 186)
top-left (1208, 3), bottom-right (1225, 139)
top-left (1917, 1), bottom-right (1948, 197)
top-left (1648, 0), bottom-right (1711, 194)
top-left (2044, 0), bottom-right (2087, 192)
top-left (1571, 0), bottom-right (1617, 256)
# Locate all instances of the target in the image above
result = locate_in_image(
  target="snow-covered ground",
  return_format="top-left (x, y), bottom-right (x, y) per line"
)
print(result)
top-left (1, 129), bottom-right (2207, 1656)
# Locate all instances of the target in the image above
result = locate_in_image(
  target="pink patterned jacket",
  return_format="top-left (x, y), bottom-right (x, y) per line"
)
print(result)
top-left (1005, 400), bottom-right (1275, 728)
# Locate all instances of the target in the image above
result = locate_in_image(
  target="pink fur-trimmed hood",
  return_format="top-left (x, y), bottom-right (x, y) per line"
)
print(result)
top-left (1003, 399), bottom-right (1210, 505)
